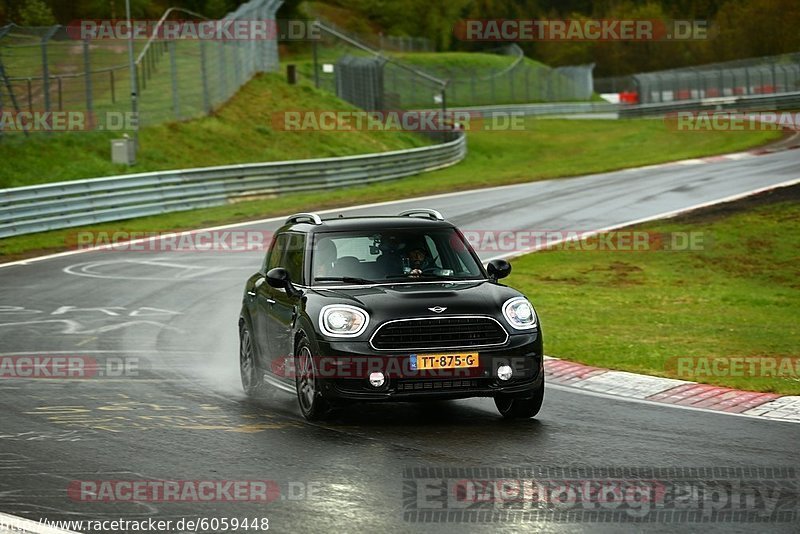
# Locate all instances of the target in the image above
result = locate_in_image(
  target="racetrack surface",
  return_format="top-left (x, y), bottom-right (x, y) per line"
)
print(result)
top-left (1, 149), bottom-right (799, 533)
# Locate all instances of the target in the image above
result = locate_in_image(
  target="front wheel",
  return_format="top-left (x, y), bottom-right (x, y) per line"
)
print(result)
top-left (240, 322), bottom-right (266, 398)
top-left (295, 337), bottom-right (331, 421)
top-left (495, 381), bottom-right (544, 419)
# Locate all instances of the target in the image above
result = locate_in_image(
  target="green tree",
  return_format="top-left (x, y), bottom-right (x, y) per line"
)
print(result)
top-left (18, 0), bottom-right (55, 25)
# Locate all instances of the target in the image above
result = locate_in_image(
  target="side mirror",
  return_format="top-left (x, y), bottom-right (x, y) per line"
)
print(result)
top-left (266, 267), bottom-right (290, 288)
top-left (266, 267), bottom-right (302, 297)
top-left (487, 259), bottom-right (511, 281)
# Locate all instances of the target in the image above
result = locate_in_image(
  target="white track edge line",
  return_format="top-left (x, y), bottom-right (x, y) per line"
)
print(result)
top-left (483, 176), bottom-right (800, 263)
top-left (546, 383), bottom-right (800, 424)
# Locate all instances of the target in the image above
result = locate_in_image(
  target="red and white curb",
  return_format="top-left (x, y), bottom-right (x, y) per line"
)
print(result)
top-left (544, 357), bottom-right (800, 423)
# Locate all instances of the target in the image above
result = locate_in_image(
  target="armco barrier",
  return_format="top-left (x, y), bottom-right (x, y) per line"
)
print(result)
top-left (418, 101), bottom-right (620, 118)
top-left (0, 133), bottom-right (466, 238)
top-left (617, 91), bottom-right (800, 118)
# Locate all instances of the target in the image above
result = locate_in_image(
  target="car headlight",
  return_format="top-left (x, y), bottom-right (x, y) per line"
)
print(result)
top-left (502, 297), bottom-right (537, 330)
top-left (319, 305), bottom-right (370, 337)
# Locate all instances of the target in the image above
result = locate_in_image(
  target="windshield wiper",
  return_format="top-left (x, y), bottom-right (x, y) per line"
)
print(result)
top-left (314, 276), bottom-right (375, 285)
top-left (384, 273), bottom-right (459, 281)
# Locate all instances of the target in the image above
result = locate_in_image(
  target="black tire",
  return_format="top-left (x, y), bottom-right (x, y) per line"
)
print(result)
top-left (495, 381), bottom-right (544, 419)
top-left (295, 337), bottom-right (331, 421)
top-left (240, 322), bottom-right (266, 398)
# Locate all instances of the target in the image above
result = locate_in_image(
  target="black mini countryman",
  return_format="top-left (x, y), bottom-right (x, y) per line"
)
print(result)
top-left (238, 209), bottom-right (544, 420)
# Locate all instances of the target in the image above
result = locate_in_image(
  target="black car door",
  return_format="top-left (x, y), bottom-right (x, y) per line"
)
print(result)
top-left (255, 234), bottom-right (288, 368)
top-left (266, 232), bottom-right (306, 380)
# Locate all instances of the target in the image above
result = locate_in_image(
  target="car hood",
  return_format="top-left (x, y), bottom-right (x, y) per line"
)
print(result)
top-left (306, 280), bottom-right (527, 327)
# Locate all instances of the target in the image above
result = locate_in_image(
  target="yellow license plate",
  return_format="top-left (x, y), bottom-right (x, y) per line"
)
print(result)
top-left (411, 352), bottom-right (480, 370)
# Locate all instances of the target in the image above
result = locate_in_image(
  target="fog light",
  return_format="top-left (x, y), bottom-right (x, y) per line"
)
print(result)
top-left (369, 372), bottom-right (385, 387)
top-left (497, 365), bottom-right (513, 381)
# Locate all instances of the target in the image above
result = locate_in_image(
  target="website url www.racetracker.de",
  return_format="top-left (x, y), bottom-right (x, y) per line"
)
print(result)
top-left (6, 517), bottom-right (270, 533)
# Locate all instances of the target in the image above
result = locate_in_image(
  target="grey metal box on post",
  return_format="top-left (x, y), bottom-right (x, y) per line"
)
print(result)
top-left (111, 136), bottom-right (136, 165)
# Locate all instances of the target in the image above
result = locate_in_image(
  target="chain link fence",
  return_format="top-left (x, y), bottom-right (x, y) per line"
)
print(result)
top-left (305, 21), bottom-right (447, 112)
top-left (380, 35), bottom-right (433, 53)
top-left (0, 0), bottom-right (281, 140)
top-left (596, 52), bottom-right (800, 103)
top-left (303, 23), bottom-right (595, 112)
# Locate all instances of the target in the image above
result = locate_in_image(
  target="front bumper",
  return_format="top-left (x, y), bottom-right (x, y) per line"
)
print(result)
top-left (312, 332), bottom-right (543, 401)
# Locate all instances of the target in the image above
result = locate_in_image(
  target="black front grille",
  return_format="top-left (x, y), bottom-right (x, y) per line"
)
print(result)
top-left (396, 379), bottom-right (481, 392)
top-left (371, 317), bottom-right (507, 350)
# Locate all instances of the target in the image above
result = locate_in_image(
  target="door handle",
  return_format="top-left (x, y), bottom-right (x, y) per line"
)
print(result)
top-left (247, 276), bottom-right (265, 297)
top-left (266, 298), bottom-right (276, 305)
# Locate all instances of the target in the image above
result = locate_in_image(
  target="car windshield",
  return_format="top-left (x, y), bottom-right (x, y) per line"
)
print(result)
top-left (311, 228), bottom-right (485, 285)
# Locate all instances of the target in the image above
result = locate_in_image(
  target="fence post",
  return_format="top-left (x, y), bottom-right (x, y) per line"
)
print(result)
top-left (0, 69), bottom-right (3, 142)
top-left (219, 42), bottom-right (227, 100)
top-left (169, 40), bottom-right (180, 119)
top-left (110, 70), bottom-right (116, 104)
top-left (312, 37), bottom-right (320, 88)
top-left (470, 69), bottom-right (476, 104)
top-left (745, 65), bottom-right (751, 95)
top-left (233, 41), bottom-right (242, 89)
top-left (200, 40), bottom-right (211, 113)
top-left (41, 27), bottom-right (58, 114)
top-left (524, 65), bottom-right (530, 102)
top-left (771, 60), bottom-right (777, 92)
top-left (83, 37), bottom-right (94, 126)
top-left (258, 3), bottom-right (267, 72)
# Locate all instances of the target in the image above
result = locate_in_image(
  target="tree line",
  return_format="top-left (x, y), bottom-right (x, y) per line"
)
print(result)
top-left (2, 0), bottom-right (797, 75)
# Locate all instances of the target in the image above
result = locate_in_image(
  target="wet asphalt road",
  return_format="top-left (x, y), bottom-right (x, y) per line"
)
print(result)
top-left (1, 149), bottom-right (799, 533)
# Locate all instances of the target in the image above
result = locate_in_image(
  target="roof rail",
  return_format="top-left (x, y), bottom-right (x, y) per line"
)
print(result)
top-left (285, 212), bottom-right (322, 225)
top-left (398, 209), bottom-right (445, 221)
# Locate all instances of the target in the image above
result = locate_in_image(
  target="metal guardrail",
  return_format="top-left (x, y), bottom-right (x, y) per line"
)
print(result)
top-left (436, 90), bottom-right (799, 119)
top-left (438, 101), bottom-right (619, 118)
top-left (618, 91), bottom-right (800, 118)
top-left (0, 133), bottom-right (466, 238)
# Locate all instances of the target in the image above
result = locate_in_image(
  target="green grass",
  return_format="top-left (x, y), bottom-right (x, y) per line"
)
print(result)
top-left (0, 111), bottom-right (780, 259)
top-left (0, 73), bottom-right (429, 188)
top-left (507, 187), bottom-right (800, 395)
